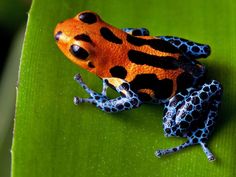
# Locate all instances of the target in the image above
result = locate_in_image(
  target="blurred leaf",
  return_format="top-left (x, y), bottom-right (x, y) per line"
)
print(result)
top-left (0, 0), bottom-right (30, 30)
top-left (0, 26), bottom-right (25, 177)
top-left (12, 0), bottom-right (236, 177)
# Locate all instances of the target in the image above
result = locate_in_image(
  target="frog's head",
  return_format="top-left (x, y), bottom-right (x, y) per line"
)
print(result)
top-left (54, 11), bottom-right (105, 72)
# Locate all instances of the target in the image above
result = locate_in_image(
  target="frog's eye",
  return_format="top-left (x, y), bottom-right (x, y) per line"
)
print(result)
top-left (70, 44), bottom-right (89, 60)
top-left (79, 12), bottom-right (97, 24)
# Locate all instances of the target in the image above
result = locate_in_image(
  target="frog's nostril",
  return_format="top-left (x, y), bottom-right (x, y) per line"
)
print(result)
top-left (55, 31), bottom-right (62, 41)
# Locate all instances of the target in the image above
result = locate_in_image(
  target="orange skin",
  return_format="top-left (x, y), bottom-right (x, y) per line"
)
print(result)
top-left (54, 11), bottom-right (200, 98)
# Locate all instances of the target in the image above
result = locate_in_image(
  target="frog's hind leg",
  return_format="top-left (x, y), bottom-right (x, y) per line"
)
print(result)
top-left (156, 80), bottom-right (222, 161)
top-left (158, 36), bottom-right (211, 59)
top-left (73, 74), bottom-right (142, 113)
top-left (121, 28), bottom-right (150, 36)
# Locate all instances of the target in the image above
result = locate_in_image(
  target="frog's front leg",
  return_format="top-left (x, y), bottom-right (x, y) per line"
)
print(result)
top-left (158, 36), bottom-right (211, 59)
top-left (156, 80), bottom-right (222, 161)
top-left (121, 28), bottom-right (150, 36)
top-left (73, 74), bottom-right (142, 112)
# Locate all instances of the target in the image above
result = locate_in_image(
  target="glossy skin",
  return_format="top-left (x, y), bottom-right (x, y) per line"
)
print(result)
top-left (54, 11), bottom-right (223, 161)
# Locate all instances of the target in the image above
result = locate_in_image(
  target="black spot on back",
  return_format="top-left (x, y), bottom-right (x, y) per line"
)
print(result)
top-left (127, 35), bottom-right (179, 53)
top-left (132, 29), bottom-right (143, 36)
top-left (130, 74), bottom-right (173, 100)
top-left (176, 72), bottom-right (194, 93)
top-left (109, 66), bottom-right (127, 79)
top-left (74, 34), bottom-right (93, 43)
top-left (100, 27), bottom-right (123, 44)
top-left (79, 12), bottom-right (97, 24)
top-left (128, 50), bottom-right (179, 69)
top-left (88, 62), bottom-right (95, 68)
top-left (138, 92), bottom-right (152, 102)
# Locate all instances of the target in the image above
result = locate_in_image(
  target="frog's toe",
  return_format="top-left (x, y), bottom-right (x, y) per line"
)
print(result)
top-left (200, 142), bottom-right (216, 161)
top-left (155, 150), bottom-right (162, 158)
top-left (155, 140), bottom-right (194, 158)
top-left (208, 156), bottom-right (216, 162)
top-left (74, 96), bottom-right (82, 105)
top-left (74, 96), bottom-right (95, 105)
top-left (74, 73), bottom-right (82, 81)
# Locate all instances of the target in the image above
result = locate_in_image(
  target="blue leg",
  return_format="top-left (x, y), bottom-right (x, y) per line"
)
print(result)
top-left (73, 74), bottom-right (142, 112)
top-left (158, 36), bottom-right (211, 59)
top-left (121, 28), bottom-right (150, 36)
top-left (156, 80), bottom-right (222, 161)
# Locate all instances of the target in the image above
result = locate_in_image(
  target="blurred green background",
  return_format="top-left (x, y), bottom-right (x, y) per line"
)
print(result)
top-left (0, 1), bottom-right (31, 177)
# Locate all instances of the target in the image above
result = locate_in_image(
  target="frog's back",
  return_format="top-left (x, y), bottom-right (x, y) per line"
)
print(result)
top-left (54, 11), bottom-right (205, 103)
top-left (118, 34), bottom-right (205, 103)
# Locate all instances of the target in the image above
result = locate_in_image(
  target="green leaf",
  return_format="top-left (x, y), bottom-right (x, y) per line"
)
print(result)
top-left (12, 0), bottom-right (236, 177)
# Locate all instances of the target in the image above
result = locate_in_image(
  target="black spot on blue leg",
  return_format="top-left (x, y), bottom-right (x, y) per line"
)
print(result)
top-left (120, 83), bottom-right (130, 90)
top-left (200, 92), bottom-right (208, 100)
top-left (124, 102), bottom-right (131, 107)
top-left (192, 46), bottom-right (200, 53)
top-left (173, 40), bottom-right (181, 46)
top-left (116, 104), bottom-right (124, 110)
top-left (210, 85), bottom-right (217, 92)
top-left (203, 45), bottom-right (211, 55)
top-left (104, 107), bottom-right (111, 112)
top-left (187, 41), bottom-right (194, 46)
top-left (179, 44), bottom-right (188, 52)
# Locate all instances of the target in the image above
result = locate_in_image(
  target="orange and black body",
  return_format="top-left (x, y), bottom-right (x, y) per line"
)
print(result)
top-left (54, 11), bottom-right (206, 102)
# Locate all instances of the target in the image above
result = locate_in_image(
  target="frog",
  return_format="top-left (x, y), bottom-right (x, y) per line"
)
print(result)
top-left (54, 11), bottom-right (223, 161)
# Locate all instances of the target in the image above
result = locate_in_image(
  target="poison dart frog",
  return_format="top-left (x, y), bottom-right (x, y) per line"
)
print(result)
top-left (54, 11), bottom-right (223, 161)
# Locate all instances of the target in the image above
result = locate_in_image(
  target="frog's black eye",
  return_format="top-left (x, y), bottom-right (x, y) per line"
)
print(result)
top-left (70, 44), bottom-right (89, 60)
top-left (79, 12), bottom-right (97, 24)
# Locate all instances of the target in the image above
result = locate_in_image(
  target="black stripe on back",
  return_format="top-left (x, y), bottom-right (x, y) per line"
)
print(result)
top-left (128, 50), bottom-right (179, 69)
top-left (176, 72), bottom-right (194, 93)
top-left (127, 34), bottom-right (179, 53)
top-left (100, 27), bottom-right (123, 44)
top-left (130, 74), bottom-right (173, 100)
